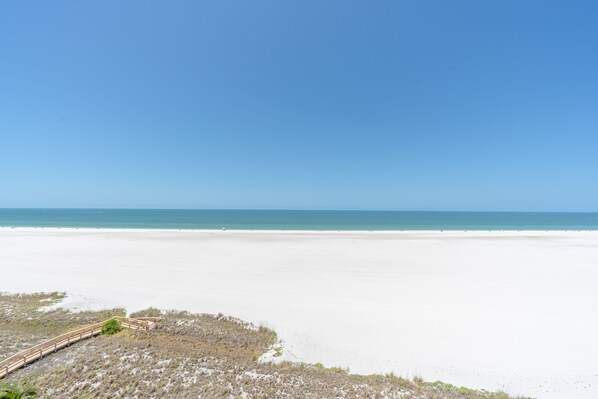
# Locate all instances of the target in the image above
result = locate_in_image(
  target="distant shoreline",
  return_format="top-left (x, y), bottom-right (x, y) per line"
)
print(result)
top-left (1, 226), bottom-right (596, 233)
top-left (2, 209), bottom-right (598, 231)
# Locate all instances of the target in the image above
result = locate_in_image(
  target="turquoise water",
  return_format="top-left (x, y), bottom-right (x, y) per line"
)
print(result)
top-left (0, 209), bottom-right (597, 230)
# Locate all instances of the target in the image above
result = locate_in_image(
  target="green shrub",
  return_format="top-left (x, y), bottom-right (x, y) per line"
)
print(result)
top-left (313, 363), bottom-right (325, 371)
top-left (101, 319), bottom-right (122, 335)
top-left (273, 346), bottom-right (283, 357)
top-left (0, 381), bottom-right (38, 398)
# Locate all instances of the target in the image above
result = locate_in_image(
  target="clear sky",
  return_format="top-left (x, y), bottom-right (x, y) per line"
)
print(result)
top-left (1, 1), bottom-right (597, 211)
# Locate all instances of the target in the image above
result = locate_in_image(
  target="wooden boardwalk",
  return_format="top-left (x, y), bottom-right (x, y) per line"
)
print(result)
top-left (0, 316), bottom-right (161, 379)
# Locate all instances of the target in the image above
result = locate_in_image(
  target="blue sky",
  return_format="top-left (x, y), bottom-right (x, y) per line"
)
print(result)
top-left (1, 1), bottom-right (597, 211)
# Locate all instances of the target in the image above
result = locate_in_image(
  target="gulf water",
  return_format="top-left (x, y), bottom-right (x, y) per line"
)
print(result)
top-left (0, 209), bottom-right (597, 230)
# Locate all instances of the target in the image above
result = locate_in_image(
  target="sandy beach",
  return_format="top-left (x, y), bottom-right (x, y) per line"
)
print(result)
top-left (1, 228), bottom-right (596, 399)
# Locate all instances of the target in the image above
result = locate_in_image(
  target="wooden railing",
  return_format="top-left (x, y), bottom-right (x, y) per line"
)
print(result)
top-left (0, 316), bottom-right (161, 379)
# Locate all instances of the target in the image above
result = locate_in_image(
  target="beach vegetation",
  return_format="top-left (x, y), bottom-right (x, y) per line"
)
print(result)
top-left (423, 381), bottom-right (520, 399)
top-left (100, 319), bottom-right (122, 336)
top-left (327, 366), bottom-right (350, 375)
top-left (313, 362), bottom-right (325, 370)
top-left (0, 381), bottom-right (38, 399)
top-left (272, 345), bottom-right (283, 357)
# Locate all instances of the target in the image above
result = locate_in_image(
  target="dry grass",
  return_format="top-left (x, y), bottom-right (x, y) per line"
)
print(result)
top-left (0, 293), bottom-right (532, 399)
top-left (0, 292), bottom-right (123, 359)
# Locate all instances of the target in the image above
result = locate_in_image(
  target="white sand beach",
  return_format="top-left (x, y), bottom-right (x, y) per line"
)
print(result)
top-left (1, 228), bottom-right (596, 399)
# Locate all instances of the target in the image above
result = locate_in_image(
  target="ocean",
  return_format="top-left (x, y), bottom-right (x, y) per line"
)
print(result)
top-left (0, 209), bottom-right (597, 230)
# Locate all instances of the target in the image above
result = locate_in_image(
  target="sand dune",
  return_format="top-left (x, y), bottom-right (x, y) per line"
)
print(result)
top-left (1, 228), bottom-right (596, 399)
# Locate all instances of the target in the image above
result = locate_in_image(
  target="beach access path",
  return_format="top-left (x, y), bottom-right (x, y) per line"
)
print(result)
top-left (0, 316), bottom-right (161, 379)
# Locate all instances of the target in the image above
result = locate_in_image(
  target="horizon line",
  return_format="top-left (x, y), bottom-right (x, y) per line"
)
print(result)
top-left (1, 207), bottom-right (597, 214)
